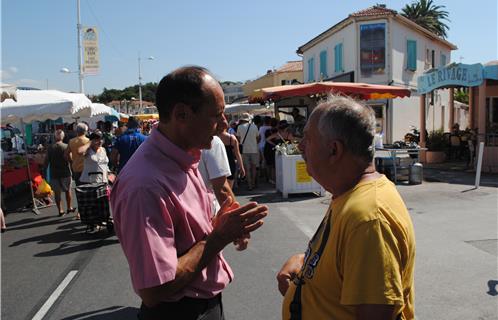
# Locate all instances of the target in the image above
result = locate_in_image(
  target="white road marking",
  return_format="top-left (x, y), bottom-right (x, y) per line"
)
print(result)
top-left (31, 270), bottom-right (78, 320)
top-left (278, 206), bottom-right (315, 238)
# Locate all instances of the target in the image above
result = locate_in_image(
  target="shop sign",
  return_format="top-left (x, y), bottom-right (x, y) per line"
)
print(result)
top-left (417, 63), bottom-right (483, 94)
top-left (295, 160), bottom-right (312, 183)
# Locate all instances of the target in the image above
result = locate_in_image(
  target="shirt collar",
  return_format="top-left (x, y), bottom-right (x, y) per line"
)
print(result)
top-left (149, 127), bottom-right (200, 171)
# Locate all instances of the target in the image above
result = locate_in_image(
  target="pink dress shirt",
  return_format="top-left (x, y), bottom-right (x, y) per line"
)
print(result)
top-left (110, 127), bottom-right (233, 301)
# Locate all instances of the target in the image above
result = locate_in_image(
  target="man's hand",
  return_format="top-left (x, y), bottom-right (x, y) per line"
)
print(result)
top-left (223, 200), bottom-right (250, 251)
top-left (276, 253), bottom-right (304, 296)
top-left (211, 197), bottom-right (268, 249)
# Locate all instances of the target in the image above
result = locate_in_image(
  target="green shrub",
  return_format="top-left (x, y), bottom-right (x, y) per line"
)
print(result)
top-left (427, 129), bottom-right (447, 151)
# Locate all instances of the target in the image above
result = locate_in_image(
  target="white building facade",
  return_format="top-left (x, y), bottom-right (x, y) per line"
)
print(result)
top-left (298, 5), bottom-right (457, 142)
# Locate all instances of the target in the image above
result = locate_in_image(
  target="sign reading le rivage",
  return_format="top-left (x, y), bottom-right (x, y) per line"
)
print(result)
top-left (417, 63), bottom-right (484, 94)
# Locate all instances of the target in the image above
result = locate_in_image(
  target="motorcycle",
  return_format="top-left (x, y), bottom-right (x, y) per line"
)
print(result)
top-left (404, 125), bottom-right (420, 144)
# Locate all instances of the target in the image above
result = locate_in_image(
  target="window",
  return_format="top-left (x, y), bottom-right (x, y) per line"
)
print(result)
top-left (334, 43), bottom-right (343, 73)
top-left (407, 40), bottom-right (417, 71)
top-left (307, 57), bottom-right (315, 82)
top-left (319, 50), bottom-right (328, 79)
top-left (440, 53), bottom-right (447, 67)
top-left (360, 23), bottom-right (386, 76)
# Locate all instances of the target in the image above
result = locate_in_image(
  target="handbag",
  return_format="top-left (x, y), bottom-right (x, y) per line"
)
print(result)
top-left (239, 123), bottom-right (252, 154)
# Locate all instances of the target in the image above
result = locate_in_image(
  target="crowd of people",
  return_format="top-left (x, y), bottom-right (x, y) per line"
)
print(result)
top-left (41, 116), bottom-right (148, 219)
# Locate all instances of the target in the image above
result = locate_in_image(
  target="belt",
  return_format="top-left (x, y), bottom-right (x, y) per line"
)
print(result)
top-left (138, 294), bottom-right (222, 320)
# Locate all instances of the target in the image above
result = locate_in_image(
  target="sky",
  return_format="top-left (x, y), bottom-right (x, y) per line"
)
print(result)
top-left (2, 0), bottom-right (497, 95)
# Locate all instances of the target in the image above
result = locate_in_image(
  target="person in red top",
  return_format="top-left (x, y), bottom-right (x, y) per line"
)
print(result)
top-left (111, 66), bottom-right (268, 320)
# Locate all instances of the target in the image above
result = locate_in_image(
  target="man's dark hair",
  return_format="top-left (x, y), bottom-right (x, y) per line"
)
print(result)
top-left (127, 116), bottom-right (140, 129)
top-left (155, 66), bottom-right (212, 122)
top-left (253, 115), bottom-right (262, 126)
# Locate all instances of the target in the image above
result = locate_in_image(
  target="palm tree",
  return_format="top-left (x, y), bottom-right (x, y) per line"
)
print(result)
top-left (401, 0), bottom-right (450, 38)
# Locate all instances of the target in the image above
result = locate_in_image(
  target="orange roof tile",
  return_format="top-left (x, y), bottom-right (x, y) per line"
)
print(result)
top-left (276, 61), bottom-right (303, 73)
top-left (349, 5), bottom-right (397, 18)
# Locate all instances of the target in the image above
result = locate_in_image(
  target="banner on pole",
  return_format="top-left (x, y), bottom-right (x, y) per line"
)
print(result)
top-left (82, 26), bottom-right (99, 75)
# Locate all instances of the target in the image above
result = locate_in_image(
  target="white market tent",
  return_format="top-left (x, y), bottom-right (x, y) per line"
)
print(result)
top-left (0, 89), bottom-right (93, 215)
top-left (224, 103), bottom-right (271, 114)
top-left (0, 89), bottom-right (93, 123)
top-left (79, 103), bottom-right (121, 129)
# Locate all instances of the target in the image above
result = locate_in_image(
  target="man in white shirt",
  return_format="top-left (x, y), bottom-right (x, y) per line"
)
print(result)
top-left (199, 135), bottom-right (234, 214)
top-left (236, 113), bottom-right (260, 190)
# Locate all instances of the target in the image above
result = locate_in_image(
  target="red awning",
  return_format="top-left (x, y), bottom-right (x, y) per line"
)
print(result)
top-left (249, 82), bottom-right (411, 102)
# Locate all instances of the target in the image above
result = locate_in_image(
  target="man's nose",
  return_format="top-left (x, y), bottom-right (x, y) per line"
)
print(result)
top-left (298, 140), bottom-right (305, 153)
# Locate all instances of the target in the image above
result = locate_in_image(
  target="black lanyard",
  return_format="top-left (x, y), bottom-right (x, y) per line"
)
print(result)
top-left (290, 210), bottom-right (332, 320)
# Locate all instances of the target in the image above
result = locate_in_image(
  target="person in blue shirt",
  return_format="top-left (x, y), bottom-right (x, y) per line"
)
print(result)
top-left (110, 116), bottom-right (147, 173)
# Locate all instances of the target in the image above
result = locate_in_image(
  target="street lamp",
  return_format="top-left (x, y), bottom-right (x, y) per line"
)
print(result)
top-left (138, 53), bottom-right (154, 113)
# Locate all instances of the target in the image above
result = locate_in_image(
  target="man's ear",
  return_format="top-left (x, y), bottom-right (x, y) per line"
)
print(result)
top-left (171, 103), bottom-right (189, 122)
top-left (326, 140), bottom-right (344, 159)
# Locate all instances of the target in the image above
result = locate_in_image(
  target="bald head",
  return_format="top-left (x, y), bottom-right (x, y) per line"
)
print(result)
top-left (155, 66), bottom-right (221, 123)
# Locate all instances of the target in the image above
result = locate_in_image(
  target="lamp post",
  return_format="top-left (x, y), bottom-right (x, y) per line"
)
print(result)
top-left (138, 53), bottom-right (154, 113)
top-left (60, 0), bottom-right (84, 93)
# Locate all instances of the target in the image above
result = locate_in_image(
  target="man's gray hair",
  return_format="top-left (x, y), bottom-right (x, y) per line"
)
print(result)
top-left (314, 95), bottom-right (376, 161)
top-left (76, 122), bottom-right (88, 135)
top-left (54, 129), bottom-right (64, 141)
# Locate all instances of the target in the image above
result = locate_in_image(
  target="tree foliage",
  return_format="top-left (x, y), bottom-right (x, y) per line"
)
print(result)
top-left (95, 82), bottom-right (158, 104)
top-left (401, 0), bottom-right (450, 38)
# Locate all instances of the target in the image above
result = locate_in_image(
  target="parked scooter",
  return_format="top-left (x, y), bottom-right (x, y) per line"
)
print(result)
top-left (404, 125), bottom-right (420, 144)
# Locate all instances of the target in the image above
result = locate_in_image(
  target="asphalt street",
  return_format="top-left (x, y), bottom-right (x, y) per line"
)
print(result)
top-left (1, 178), bottom-right (497, 320)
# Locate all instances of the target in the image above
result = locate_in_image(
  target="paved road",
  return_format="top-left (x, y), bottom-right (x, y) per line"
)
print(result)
top-left (1, 180), bottom-right (497, 319)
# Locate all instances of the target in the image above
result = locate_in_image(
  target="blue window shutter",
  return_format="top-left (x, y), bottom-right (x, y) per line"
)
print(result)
top-left (338, 43), bottom-right (343, 72)
top-left (440, 53), bottom-right (447, 66)
top-left (319, 50), bottom-right (328, 79)
top-left (407, 40), bottom-right (417, 71)
top-left (406, 40), bottom-right (417, 71)
top-left (334, 44), bottom-right (343, 72)
top-left (308, 58), bottom-right (315, 82)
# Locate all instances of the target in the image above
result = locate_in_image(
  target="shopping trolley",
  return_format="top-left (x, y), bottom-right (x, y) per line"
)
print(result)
top-left (75, 182), bottom-right (113, 233)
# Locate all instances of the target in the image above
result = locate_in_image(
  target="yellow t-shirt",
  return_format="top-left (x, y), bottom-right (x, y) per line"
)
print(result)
top-left (68, 135), bottom-right (89, 173)
top-left (282, 175), bottom-right (416, 320)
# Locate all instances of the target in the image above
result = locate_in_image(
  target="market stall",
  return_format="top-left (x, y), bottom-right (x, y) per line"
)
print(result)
top-left (1, 89), bottom-right (92, 213)
top-left (249, 81), bottom-right (412, 191)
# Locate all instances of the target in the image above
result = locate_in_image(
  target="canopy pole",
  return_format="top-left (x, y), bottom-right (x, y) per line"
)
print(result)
top-left (449, 87), bottom-right (454, 130)
top-left (21, 119), bottom-right (41, 215)
top-left (419, 94), bottom-right (427, 163)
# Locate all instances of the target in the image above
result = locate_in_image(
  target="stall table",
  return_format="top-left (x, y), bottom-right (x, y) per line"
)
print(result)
top-left (275, 153), bottom-right (325, 198)
top-left (375, 148), bottom-right (426, 184)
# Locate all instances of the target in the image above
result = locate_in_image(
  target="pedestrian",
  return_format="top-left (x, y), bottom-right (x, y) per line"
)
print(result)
top-left (217, 119), bottom-right (245, 189)
top-left (110, 116), bottom-right (147, 173)
top-left (277, 95), bottom-right (416, 320)
top-left (78, 130), bottom-right (110, 184)
top-left (45, 129), bottom-right (75, 216)
top-left (65, 122), bottom-right (90, 219)
top-left (110, 66), bottom-right (268, 320)
top-left (236, 112), bottom-right (259, 190)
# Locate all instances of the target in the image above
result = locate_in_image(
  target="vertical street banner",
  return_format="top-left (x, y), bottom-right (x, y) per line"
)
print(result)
top-left (82, 26), bottom-right (99, 75)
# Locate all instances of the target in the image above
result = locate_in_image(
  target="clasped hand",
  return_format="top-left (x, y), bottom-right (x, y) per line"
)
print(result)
top-left (211, 197), bottom-right (268, 250)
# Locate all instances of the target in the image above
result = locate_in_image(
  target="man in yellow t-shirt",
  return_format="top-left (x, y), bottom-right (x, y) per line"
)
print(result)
top-left (277, 96), bottom-right (415, 320)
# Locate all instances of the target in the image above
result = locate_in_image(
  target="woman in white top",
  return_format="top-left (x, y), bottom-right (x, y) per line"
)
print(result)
top-left (78, 130), bottom-right (109, 184)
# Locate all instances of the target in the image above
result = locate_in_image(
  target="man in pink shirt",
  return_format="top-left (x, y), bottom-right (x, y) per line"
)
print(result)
top-left (111, 66), bottom-right (268, 320)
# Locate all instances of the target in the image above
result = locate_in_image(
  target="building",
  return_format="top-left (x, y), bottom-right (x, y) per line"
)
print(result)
top-left (221, 82), bottom-right (245, 104)
top-left (297, 5), bottom-right (457, 142)
top-left (242, 61), bottom-right (303, 97)
top-left (108, 100), bottom-right (155, 115)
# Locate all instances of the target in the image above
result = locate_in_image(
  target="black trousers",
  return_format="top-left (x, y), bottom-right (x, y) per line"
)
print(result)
top-left (138, 294), bottom-right (224, 320)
